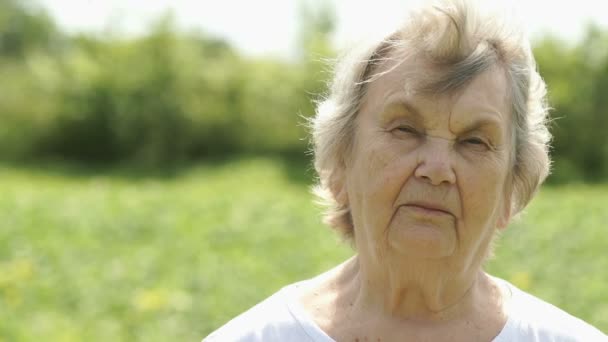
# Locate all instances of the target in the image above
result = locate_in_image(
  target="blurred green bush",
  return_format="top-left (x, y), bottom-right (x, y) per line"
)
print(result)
top-left (0, 0), bottom-right (330, 166)
top-left (1, 0), bottom-right (608, 181)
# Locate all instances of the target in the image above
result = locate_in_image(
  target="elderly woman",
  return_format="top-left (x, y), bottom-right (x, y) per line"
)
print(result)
top-left (205, 1), bottom-right (607, 341)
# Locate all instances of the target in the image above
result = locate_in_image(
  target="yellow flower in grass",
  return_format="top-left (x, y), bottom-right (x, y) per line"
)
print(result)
top-left (0, 258), bottom-right (34, 307)
top-left (510, 271), bottom-right (531, 290)
top-left (0, 259), bottom-right (34, 286)
top-left (132, 288), bottom-right (193, 313)
top-left (133, 288), bottom-right (170, 313)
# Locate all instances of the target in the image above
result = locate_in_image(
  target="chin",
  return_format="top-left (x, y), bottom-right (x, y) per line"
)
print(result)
top-left (387, 223), bottom-right (457, 259)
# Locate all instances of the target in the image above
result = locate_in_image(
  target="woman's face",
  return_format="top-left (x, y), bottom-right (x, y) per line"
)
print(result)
top-left (342, 58), bottom-right (513, 268)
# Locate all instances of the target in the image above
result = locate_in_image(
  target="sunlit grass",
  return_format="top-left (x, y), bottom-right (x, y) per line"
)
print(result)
top-left (0, 158), bottom-right (606, 340)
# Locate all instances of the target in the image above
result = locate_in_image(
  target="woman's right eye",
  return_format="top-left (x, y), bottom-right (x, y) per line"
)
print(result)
top-left (394, 126), bottom-right (419, 135)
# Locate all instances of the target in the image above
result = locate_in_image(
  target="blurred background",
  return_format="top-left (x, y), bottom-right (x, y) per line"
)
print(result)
top-left (0, 0), bottom-right (607, 340)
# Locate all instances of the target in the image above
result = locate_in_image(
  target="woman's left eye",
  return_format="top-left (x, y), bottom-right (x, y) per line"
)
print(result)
top-left (464, 138), bottom-right (484, 144)
top-left (395, 125), bottom-right (418, 134)
top-left (461, 137), bottom-right (489, 149)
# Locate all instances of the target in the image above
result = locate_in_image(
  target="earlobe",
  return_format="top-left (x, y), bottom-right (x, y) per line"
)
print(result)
top-left (329, 169), bottom-right (349, 206)
top-left (497, 208), bottom-right (511, 230)
top-left (497, 193), bottom-right (512, 230)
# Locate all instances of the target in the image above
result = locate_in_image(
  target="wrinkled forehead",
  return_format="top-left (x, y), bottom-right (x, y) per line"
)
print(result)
top-left (360, 49), bottom-right (512, 123)
top-left (361, 52), bottom-right (433, 109)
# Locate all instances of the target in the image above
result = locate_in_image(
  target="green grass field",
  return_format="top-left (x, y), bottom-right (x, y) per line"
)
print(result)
top-left (1, 157), bottom-right (606, 341)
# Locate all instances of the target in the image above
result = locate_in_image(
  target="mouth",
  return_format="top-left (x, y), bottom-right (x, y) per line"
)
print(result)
top-left (403, 202), bottom-right (454, 216)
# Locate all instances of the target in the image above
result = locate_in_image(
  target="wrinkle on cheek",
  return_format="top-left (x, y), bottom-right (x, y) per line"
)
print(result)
top-left (462, 170), bottom-right (505, 229)
top-left (364, 146), bottom-right (390, 197)
top-left (358, 137), bottom-right (408, 220)
top-left (482, 154), bottom-right (511, 183)
top-left (459, 144), bottom-right (510, 172)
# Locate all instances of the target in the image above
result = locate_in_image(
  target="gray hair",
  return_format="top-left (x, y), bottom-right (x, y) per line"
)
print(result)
top-left (310, 0), bottom-right (552, 241)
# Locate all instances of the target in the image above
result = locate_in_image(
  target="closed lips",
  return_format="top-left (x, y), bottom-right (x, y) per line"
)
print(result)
top-left (404, 202), bottom-right (454, 216)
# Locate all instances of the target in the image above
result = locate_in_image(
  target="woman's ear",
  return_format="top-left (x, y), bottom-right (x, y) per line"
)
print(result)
top-left (497, 185), bottom-right (513, 230)
top-left (329, 167), bottom-right (349, 206)
top-left (497, 200), bottom-right (512, 230)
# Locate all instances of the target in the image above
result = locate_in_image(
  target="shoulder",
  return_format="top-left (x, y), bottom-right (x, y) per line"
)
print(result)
top-left (203, 282), bottom-right (316, 342)
top-left (497, 280), bottom-right (607, 342)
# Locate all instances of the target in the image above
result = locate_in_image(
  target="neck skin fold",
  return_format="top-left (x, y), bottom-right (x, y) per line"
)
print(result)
top-left (335, 253), bottom-right (493, 322)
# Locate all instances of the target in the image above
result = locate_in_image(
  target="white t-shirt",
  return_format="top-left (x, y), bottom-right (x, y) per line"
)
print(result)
top-left (204, 279), bottom-right (607, 341)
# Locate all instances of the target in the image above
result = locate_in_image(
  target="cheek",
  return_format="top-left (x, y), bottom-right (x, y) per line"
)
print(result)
top-left (346, 136), bottom-right (418, 228)
top-left (356, 138), bottom-right (417, 199)
top-left (458, 158), bottom-right (510, 224)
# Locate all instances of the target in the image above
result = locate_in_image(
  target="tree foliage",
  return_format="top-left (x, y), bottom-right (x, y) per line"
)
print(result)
top-left (533, 26), bottom-right (608, 182)
top-left (1, 1), bottom-right (607, 181)
top-left (0, 3), bottom-right (332, 165)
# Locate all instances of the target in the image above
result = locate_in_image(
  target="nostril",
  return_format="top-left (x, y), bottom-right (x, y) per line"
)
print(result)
top-left (414, 158), bottom-right (456, 186)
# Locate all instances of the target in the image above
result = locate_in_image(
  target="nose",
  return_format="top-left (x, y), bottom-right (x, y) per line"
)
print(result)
top-left (414, 136), bottom-right (456, 186)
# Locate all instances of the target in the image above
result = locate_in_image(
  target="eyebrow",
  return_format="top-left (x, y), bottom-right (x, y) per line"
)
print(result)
top-left (379, 100), bottom-right (424, 124)
top-left (381, 98), bottom-right (504, 135)
top-left (456, 114), bottom-right (504, 136)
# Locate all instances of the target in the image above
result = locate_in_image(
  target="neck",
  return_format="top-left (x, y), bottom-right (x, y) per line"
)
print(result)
top-left (337, 255), bottom-right (491, 322)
